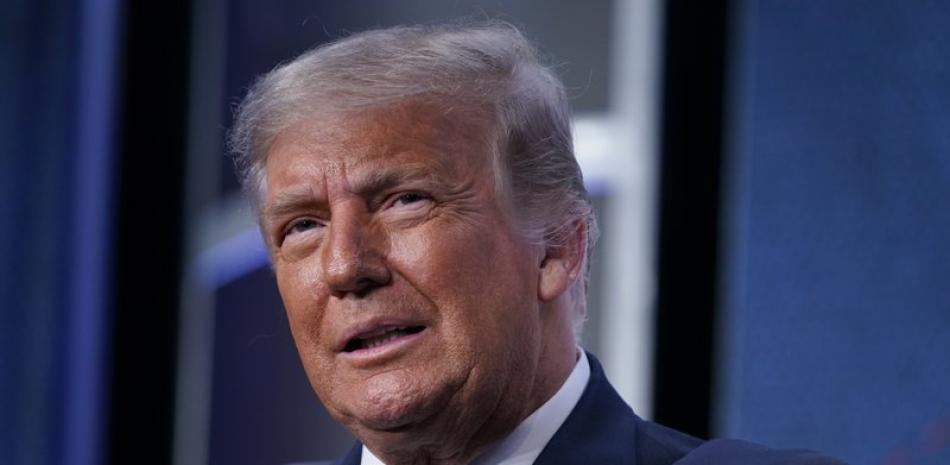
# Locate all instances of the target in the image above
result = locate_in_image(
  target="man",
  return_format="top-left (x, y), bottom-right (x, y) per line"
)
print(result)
top-left (229, 22), bottom-right (845, 465)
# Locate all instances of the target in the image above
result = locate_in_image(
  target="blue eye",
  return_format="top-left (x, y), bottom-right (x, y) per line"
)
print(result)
top-left (287, 219), bottom-right (319, 236)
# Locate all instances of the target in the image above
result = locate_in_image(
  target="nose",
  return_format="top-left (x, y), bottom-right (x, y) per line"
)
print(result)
top-left (321, 206), bottom-right (391, 298)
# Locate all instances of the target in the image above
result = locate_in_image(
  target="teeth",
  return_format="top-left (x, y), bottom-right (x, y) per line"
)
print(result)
top-left (361, 327), bottom-right (409, 350)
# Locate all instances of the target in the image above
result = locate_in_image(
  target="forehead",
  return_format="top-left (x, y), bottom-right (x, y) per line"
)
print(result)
top-left (264, 100), bottom-right (494, 189)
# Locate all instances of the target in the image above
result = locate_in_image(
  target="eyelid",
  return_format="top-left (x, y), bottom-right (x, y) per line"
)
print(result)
top-left (383, 194), bottom-right (418, 213)
top-left (386, 191), bottom-right (431, 207)
top-left (281, 216), bottom-right (324, 240)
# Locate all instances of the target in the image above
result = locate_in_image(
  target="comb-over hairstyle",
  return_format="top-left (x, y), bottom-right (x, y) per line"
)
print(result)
top-left (229, 21), bottom-right (598, 336)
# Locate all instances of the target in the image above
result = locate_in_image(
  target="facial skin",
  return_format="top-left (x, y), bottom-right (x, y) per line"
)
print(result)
top-left (261, 100), bottom-right (583, 465)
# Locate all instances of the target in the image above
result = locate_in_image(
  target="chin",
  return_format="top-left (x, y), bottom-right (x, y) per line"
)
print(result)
top-left (340, 369), bottom-right (454, 433)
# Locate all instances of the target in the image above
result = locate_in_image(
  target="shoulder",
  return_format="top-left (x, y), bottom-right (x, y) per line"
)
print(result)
top-left (556, 353), bottom-right (847, 465)
top-left (631, 420), bottom-right (848, 465)
top-left (540, 352), bottom-right (703, 465)
top-left (633, 417), bottom-right (703, 464)
top-left (674, 438), bottom-right (849, 465)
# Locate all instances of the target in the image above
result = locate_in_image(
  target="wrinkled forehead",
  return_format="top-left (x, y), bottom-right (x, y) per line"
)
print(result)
top-left (261, 99), bottom-right (499, 198)
top-left (285, 98), bottom-right (491, 151)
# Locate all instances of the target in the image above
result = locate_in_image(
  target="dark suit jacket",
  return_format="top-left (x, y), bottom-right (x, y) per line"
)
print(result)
top-left (317, 353), bottom-right (845, 465)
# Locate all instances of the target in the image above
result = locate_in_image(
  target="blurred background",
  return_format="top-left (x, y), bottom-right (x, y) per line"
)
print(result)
top-left (2, 1), bottom-right (949, 465)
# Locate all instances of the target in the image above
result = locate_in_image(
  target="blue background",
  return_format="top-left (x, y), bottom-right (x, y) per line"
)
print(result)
top-left (718, 2), bottom-right (950, 464)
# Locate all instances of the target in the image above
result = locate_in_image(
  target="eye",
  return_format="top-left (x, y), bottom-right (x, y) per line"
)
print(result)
top-left (284, 218), bottom-right (321, 237)
top-left (382, 192), bottom-right (433, 218)
top-left (393, 192), bottom-right (428, 206)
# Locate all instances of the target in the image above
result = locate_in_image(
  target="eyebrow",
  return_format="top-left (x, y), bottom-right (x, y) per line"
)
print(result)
top-left (262, 162), bottom-right (447, 221)
top-left (263, 189), bottom-right (324, 222)
top-left (357, 162), bottom-right (442, 196)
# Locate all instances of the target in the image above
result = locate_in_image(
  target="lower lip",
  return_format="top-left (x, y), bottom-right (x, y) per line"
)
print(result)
top-left (339, 328), bottom-right (427, 366)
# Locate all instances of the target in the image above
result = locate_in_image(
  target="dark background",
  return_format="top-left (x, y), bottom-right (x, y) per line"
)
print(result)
top-left (2, 1), bottom-right (948, 465)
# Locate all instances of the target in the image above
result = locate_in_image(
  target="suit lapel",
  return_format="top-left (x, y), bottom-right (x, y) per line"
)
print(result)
top-left (332, 443), bottom-right (362, 465)
top-left (533, 353), bottom-right (640, 465)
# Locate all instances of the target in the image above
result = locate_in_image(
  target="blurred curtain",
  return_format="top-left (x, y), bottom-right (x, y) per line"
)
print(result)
top-left (1, 0), bottom-right (119, 464)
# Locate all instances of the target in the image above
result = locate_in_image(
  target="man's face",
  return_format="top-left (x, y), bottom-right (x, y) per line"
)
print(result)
top-left (262, 101), bottom-right (548, 446)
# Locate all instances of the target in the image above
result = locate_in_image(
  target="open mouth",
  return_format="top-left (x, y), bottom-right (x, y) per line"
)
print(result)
top-left (343, 325), bottom-right (426, 352)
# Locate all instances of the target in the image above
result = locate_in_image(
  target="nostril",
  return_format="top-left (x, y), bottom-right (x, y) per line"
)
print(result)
top-left (331, 275), bottom-right (389, 299)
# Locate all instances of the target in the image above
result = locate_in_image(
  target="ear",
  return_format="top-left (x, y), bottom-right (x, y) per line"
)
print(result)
top-left (538, 219), bottom-right (588, 303)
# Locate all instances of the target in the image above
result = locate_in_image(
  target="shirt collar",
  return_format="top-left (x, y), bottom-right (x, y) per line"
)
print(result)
top-left (361, 350), bottom-right (591, 465)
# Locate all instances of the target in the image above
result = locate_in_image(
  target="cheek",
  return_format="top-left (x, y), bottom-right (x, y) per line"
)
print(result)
top-left (391, 223), bottom-right (497, 300)
top-left (391, 220), bottom-right (539, 338)
top-left (275, 261), bottom-right (327, 343)
top-left (275, 262), bottom-right (341, 399)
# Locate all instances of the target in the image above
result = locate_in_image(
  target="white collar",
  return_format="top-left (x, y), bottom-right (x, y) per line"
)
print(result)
top-left (361, 350), bottom-right (591, 465)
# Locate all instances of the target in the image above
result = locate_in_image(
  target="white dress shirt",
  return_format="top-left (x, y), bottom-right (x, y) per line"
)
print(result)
top-left (361, 350), bottom-right (591, 465)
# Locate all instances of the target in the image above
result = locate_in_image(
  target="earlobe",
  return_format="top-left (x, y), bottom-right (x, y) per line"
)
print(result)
top-left (537, 219), bottom-right (587, 302)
